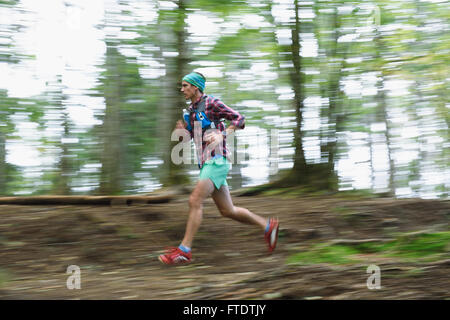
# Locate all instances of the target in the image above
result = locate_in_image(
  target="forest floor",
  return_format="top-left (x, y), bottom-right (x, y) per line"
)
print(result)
top-left (0, 190), bottom-right (449, 300)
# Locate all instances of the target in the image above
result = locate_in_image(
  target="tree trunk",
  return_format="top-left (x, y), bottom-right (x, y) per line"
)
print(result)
top-left (265, 0), bottom-right (334, 190)
top-left (288, 0), bottom-right (308, 184)
top-left (56, 116), bottom-right (72, 194)
top-left (53, 76), bottom-right (72, 195)
top-left (374, 34), bottom-right (395, 196)
top-left (99, 44), bottom-right (123, 195)
top-left (0, 130), bottom-right (6, 195)
top-left (160, 0), bottom-right (191, 187)
top-left (319, 5), bottom-right (345, 191)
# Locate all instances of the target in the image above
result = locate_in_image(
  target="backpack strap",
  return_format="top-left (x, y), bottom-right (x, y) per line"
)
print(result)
top-left (194, 95), bottom-right (221, 129)
top-left (196, 95), bottom-right (207, 113)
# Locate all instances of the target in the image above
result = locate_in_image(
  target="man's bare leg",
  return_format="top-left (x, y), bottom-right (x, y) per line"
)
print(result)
top-left (212, 184), bottom-right (267, 229)
top-left (180, 179), bottom-right (215, 249)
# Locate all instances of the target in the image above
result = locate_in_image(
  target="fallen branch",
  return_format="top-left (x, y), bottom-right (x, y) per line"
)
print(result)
top-left (0, 195), bottom-right (172, 206)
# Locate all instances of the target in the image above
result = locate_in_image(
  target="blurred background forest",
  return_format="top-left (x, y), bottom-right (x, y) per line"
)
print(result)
top-left (0, 0), bottom-right (448, 198)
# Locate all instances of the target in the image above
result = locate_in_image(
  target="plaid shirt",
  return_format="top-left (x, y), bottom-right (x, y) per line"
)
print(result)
top-left (186, 94), bottom-right (245, 167)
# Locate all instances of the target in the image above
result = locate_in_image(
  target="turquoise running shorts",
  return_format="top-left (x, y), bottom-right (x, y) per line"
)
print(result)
top-left (199, 156), bottom-right (231, 190)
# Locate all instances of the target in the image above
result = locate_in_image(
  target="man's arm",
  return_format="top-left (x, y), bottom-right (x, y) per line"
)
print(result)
top-left (209, 97), bottom-right (245, 130)
top-left (203, 98), bottom-right (244, 146)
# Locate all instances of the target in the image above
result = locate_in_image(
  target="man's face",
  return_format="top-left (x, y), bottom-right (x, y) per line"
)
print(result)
top-left (181, 81), bottom-right (198, 100)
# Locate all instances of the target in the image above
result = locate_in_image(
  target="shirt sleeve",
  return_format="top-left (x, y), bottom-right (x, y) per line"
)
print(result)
top-left (209, 97), bottom-right (245, 129)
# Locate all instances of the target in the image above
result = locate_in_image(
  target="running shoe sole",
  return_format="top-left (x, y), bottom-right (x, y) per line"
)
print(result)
top-left (265, 218), bottom-right (279, 253)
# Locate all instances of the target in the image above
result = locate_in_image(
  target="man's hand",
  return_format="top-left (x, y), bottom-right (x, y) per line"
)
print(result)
top-left (175, 120), bottom-right (185, 129)
top-left (225, 125), bottom-right (236, 136)
top-left (204, 126), bottom-right (237, 145)
top-left (204, 130), bottom-right (223, 147)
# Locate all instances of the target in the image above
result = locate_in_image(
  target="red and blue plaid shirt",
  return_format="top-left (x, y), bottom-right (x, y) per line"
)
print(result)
top-left (186, 94), bottom-right (245, 167)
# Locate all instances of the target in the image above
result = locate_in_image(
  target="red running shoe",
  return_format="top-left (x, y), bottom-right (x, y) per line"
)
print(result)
top-left (264, 218), bottom-right (279, 253)
top-left (158, 247), bottom-right (192, 265)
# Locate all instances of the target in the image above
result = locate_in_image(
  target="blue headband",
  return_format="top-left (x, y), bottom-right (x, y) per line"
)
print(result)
top-left (182, 72), bottom-right (205, 92)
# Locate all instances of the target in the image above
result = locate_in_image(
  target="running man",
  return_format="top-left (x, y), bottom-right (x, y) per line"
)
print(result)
top-left (158, 71), bottom-right (279, 265)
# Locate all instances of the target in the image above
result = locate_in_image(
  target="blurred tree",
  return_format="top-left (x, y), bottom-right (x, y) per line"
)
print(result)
top-left (93, 36), bottom-right (150, 195)
top-left (158, 0), bottom-right (191, 187)
top-left (373, 14), bottom-right (395, 195)
top-left (0, 90), bottom-right (15, 195)
top-left (96, 42), bottom-right (148, 195)
top-left (0, 2), bottom-right (17, 194)
top-left (267, 0), bottom-right (338, 190)
top-left (286, 0), bottom-right (308, 185)
top-left (0, 1), bottom-right (41, 195)
top-left (47, 76), bottom-right (73, 195)
top-left (99, 43), bottom-right (124, 194)
top-left (317, 1), bottom-right (345, 191)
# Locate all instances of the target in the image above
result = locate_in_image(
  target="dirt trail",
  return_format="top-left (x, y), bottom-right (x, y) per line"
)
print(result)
top-left (0, 194), bottom-right (448, 299)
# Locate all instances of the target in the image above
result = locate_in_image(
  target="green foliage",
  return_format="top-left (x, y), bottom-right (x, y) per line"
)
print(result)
top-left (333, 189), bottom-right (377, 200)
top-left (287, 232), bottom-right (450, 266)
top-left (211, 28), bottom-right (274, 58)
top-left (287, 244), bottom-right (361, 265)
top-left (356, 231), bottom-right (450, 260)
top-left (0, 1), bottom-right (18, 5)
